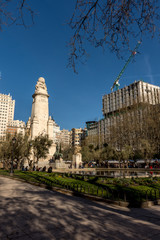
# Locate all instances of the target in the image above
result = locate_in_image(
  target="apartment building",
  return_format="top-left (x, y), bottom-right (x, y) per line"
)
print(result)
top-left (6, 120), bottom-right (26, 136)
top-left (59, 129), bottom-right (70, 149)
top-left (70, 128), bottom-right (86, 147)
top-left (0, 94), bottom-right (15, 139)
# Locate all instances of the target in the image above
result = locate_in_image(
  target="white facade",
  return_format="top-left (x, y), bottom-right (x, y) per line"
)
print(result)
top-left (53, 121), bottom-right (60, 143)
top-left (0, 93), bottom-right (15, 138)
top-left (102, 81), bottom-right (160, 117)
top-left (102, 80), bottom-right (160, 143)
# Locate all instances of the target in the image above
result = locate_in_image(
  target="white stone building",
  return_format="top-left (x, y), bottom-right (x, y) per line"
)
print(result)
top-left (102, 80), bottom-right (160, 144)
top-left (0, 93), bottom-right (15, 139)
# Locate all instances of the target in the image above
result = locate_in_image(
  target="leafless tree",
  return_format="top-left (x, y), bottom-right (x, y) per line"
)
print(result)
top-left (0, 0), bottom-right (35, 31)
top-left (68, 0), bottom-right (160, 72)
top-left (108, 102), bottom-right (160, 159)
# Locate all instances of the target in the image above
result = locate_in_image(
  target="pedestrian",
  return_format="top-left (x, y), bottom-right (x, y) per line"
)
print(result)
top-left (48, 166), bottom-right (52, 173)
top-left (33, 166), bottom-right (36, 171)
top-left (42, 166), bottom-right (46, 172)
top-left (25, 166), bottom-right (28, 171)
top-left (22, 166), bottom-right (24, 171)
top-left (36, 166), bottom-right (39, 171)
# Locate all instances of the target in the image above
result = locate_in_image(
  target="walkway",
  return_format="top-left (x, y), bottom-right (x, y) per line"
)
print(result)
top-left (0, 176), bottom-right (160, 240)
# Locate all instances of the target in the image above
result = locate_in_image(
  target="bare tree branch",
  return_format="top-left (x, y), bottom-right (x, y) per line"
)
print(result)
top-left (68, 0), bottom-right (160, 73)
top-left (0, 0), bottom-right (35, 30)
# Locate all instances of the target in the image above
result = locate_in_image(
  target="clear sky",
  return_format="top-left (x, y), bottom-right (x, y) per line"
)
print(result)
top-left (0, 0), bottom-right (160, 131)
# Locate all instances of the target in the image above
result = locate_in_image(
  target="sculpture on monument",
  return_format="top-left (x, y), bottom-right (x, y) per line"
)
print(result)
top-left (35, 77), bottom-right (47, 93)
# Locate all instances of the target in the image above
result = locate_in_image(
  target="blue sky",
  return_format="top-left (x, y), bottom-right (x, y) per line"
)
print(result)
top-left (0, 0), bottom-right (160, 130)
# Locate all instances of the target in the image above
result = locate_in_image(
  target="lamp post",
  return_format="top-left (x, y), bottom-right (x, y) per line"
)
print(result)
top-left (10, 137), bottom-right (16, 176)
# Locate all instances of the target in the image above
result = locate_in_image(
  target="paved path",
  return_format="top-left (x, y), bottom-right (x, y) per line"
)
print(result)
top-left (0, 176), bottom-right (160, 240)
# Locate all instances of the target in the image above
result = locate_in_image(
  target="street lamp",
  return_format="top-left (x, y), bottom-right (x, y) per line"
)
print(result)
top-left (10, 137), bottom-right (16, 176)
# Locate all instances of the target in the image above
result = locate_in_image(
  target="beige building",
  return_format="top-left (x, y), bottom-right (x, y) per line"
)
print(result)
top-left (59, 129), bottom-right (70, 149)
top-left (70, 128), bottom-right (86, 147)
top-left (0, 93), bottom-right (17, 139)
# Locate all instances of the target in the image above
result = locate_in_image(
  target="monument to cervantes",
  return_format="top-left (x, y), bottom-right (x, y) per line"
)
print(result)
top-left (27, 77), bottom-right (56, 165)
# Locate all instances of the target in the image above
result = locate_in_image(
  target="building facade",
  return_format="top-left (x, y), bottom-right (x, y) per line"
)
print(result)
top-left (102, 80), bottom-right (160, 117)
top-left (87, 81), bottom-right (160, 147)
top-left (102, 80), bottom-right (160, 145)
top-left (53, 120), bottom-right (60, 144)
top-left (0, 93), bottom-right (15, 139)
top-left (7, 120), bottom-right (25, 136)
top-left (70, 128), bottom-right (85, 147)
top-left (59, 129), bottom-right (70, 149)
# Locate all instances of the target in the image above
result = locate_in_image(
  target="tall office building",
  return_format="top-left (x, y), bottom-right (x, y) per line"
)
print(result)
top-left (102, 80), bottom-right (160, 144)
top-left (102, 80), bottom-right (160, 117)
top-left (0, 93), bottom-right (15, 139)
top-left (86, 81), bottom-right (160, 146)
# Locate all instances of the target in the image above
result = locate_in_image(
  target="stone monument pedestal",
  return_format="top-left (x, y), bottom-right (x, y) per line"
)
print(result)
top-left (72, 153), bottom-right (82, 169)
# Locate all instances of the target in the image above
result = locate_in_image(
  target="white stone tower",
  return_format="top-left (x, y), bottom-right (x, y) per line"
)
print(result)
top-left (29, 77), bottom-right (56, 163)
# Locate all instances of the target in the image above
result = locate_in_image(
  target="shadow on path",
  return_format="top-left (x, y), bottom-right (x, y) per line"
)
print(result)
top-left (0, 177), bottom-right (160, 240)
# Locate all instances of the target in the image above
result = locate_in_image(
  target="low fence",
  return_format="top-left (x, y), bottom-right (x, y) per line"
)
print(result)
top-left (32, 174), bottom-right (160, 206)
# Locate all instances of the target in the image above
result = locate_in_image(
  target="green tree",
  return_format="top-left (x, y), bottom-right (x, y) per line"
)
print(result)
top-left (0, 133), bottom-right (32, 170)
top-left (137, 139), bottom-right (155, 163)
top-left (0, 134), bottom-right (12, 169)
top-left (100, 144), bottom-right (116, 167)
top-left (32, 134), bottom-right (53, 164)
top-left (81, 145), bottom-right (94, 163)
top-left (62, 146), bottom-right (74, 161)
top-left (121, 145), bottom-right (133, 168)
